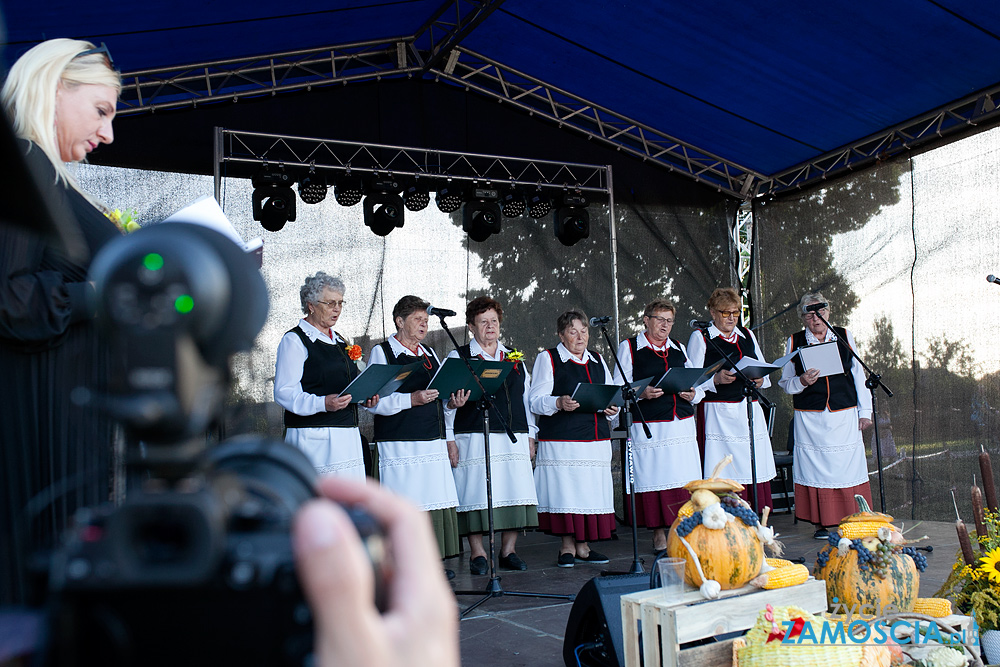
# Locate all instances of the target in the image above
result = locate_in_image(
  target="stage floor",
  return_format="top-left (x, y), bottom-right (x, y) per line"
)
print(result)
top-left (451, 511), bottom-right (959, 667)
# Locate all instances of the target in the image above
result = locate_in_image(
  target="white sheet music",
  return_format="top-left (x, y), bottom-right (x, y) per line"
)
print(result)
top-left (798, 341), bottom-right (846, 377)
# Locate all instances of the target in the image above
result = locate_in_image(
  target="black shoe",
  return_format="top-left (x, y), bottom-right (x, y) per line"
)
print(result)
top-left (813, 528), bottom-right (830, 540)
top-left (557, 552), bottom-right (576, 568)
top-left (445, 568), bottom-right (456, 581)
top-left (575, 550), bottom-right (610, 564)
top-left (469, 556), bottom-right (488, 575)
top-left (499, 552), bottom-right (527, 571)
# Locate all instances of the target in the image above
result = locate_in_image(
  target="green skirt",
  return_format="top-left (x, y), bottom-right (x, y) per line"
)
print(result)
top-left (429, 507), bottom-right (461, 559)
top-left (458, 504), bottom-right (539, 535)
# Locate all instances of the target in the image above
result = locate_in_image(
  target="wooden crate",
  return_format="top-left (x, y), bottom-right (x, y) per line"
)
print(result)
top-left (620, 578), bottom-right (827, 667)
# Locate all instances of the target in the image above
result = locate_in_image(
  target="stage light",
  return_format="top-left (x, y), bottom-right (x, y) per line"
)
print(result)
top-left (462, 186), bottom-right (502, 242)
top-left (364, 176), bottom-right (404, 236)
top-left (435, 181), bottom-right (464, 214)
top-left (252, 169), bottom-right (296, 232)
top-left (526, 188), bottom-right (552, 219)
top-left (402, 178), bottom-right (430, 212)
top-left (554, 190), bottom-right (590, 246)
top-left (499, 187), bottom-right (526, 218)
top-left (298, 168), bottom-right (327, 204)
top-left (334, 172), bottom-right (364, 207)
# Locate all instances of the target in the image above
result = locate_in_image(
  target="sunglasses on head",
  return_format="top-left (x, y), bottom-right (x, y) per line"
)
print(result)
top-left (75, 42), bottom-right (116, 71)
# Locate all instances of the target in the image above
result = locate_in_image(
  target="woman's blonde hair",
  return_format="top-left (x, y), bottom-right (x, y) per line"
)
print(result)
top-left (1, 38), bottom-right (121, 192)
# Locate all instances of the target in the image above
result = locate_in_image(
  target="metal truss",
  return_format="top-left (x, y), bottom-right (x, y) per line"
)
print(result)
top-left (757, 84), bottom-right (1000, 198)
top-left (214, 128), bottom-right (611, 200)
top-left (733, 202), bottom-right (753, 326)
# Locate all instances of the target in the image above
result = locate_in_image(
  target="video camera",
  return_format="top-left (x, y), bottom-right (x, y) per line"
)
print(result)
top-left (44, 223), bottom-right (386, 666)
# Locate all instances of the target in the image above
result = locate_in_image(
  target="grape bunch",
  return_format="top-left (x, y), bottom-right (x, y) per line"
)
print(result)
top-left (719, 494), bottom-right (741, 508)
top-left (816, 547), bottom-right (831, 569)
top-left (852, 539), bottom-right (874, 572)
top-left (676, 511), bottom-right (703, 538)
top-left (827, 530), bottom-right (842, 547)
top-left (871, 541), bottom-right (892, 579)
top-left (720, 502), bottom-right (759, 527)
top-left (900, 546), bottom-right (928, 572)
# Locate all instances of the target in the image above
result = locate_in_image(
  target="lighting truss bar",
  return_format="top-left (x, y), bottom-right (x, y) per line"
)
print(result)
top-left (435, 48), bottom-right (762, 198)
top-left (116, 38), bottom-right (422, 115)
top-left (217, 128), bottom-right (610, 195)
top-left (757, 84), bottom-right (1000, 197)
top-left (412, 0), bottom-right (507, 73)
top-left (733, 202), bottom-right (753, 326)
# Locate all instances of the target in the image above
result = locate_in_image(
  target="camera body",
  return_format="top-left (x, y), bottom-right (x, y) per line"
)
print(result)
top-left (42, 224), bottom-right (386, 666)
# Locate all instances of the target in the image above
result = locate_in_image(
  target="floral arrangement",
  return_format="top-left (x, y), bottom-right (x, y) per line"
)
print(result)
top-left (506, 349), bottom-right (524, 362)
top-left (106, 208), bottom-right (140, 233)
top-left (347, 345), bottom-right (363, 361)
top-left (936, 507), bottom-right (1000, 630)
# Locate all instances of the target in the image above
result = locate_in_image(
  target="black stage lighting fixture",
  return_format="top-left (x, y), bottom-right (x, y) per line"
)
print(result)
top-left (499, 187), bottom-right (526, 218)
top-left (526, 188), bottom-right (552, 219)
top-left (402, 178), bottom-right (430, 212)
top-left (554, 190), bottom-right (590, 246)
top-left (252, 169), bottom-right (296, 232)
top-left (364, 176), bottom-right (404, 236)
top-left (435, 181), bottom-right (464, 214)
top-left (334, 172), bottom-right (364, 207)
top-left (462, 186), bottom-right (502, 242)
top-left (298, 168), bottom-right (327, 204)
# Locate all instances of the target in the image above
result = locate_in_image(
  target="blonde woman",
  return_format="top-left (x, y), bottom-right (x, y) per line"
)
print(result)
top-left (0, 39), bottom-right (122, 604)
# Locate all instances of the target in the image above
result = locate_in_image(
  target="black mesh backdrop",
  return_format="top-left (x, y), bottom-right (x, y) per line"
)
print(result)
top-left (752, 128), bottom-right (1000, 522)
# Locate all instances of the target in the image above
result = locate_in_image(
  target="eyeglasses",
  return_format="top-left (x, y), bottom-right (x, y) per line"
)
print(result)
top-left (317, 299), bottom-right (346, 308)
top-left (75, 42), bottom-right (116, 72)
top-left (715, 310), bottom-right (740, 319)
top-left (803, 310), bottom-right (827, 319)
top-left (645, 315), bottom-right (674, 325)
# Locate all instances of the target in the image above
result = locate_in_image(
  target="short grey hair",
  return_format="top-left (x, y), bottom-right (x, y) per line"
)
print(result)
top-left (299, 271), bottom-right (345, 314)
top-left (798, 292), bottom-right (829, 318)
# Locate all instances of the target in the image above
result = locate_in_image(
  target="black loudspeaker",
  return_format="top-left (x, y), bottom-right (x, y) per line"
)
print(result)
top-left (562, 573), bottom-right (648, 667)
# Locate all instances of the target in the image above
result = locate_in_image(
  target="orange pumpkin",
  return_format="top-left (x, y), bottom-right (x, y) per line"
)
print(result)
top-left (666, 511), bottom-right (764, 589)
top-left (814, 541), bottom-right (919, 612)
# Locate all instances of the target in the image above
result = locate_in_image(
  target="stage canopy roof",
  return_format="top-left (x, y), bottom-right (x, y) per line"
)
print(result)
top-left (4, 1), bottom-right (1000, 198)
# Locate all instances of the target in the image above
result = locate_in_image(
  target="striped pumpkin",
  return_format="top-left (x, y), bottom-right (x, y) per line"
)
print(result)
top-left (666, 514), bottom-right (764, 589)
top-left (814, 543), bottom-right (919, 612)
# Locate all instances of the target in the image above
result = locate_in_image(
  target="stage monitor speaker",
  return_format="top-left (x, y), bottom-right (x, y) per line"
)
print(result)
top-left (562, 572), bottom-right (648, 667)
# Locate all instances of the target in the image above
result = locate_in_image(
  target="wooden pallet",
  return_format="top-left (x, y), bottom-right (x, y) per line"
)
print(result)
top-left (620, 578), bottom-right (827, 667)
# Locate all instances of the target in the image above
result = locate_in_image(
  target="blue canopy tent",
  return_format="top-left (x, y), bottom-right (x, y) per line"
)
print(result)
top-left (4, 0), bottom-right (1000, 198)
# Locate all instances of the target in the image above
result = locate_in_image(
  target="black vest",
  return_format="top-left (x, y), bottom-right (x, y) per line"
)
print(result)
top-left (627, 336), bottom-right (695, 421)
top-left (452, 345), bottom-right (530, 435)
top-left (790, 327), bottom-right (859, 412)
top-left (283, 328), bottom-right (359, 428)
top-left (372, 340), bottom-right (445, 442)
top-left (701, 325), bottom-right (759, 403)
top-left (536, 348), bottom-right (612, 442)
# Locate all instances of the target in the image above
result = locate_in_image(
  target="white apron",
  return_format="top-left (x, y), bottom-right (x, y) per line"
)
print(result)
top-left (453, 431), bottom-right (538, 511)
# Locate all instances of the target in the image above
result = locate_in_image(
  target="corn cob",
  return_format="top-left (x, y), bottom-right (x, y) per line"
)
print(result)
top-left (765, 557), bottom-right (793, 568)
top-left (836, 521), bottom-right (890, 539)
top-left (752, 564), bottom-right (808, 589)
top-left (912, 598), bottom-right (953, 618)
top-left (677, 501), bottom-right (694, 519)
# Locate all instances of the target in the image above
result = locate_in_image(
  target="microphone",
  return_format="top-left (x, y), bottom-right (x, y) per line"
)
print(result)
top-left (426, 305), bottom-right (456, 318)
top-left (803, 302), bottom-right (828, 313)
top-left (988, 275), bottom-right (1000, 285)
top-left (589, 316), bottom-right (611, 326)
top-left (688, 319), bottom-right (712, 329)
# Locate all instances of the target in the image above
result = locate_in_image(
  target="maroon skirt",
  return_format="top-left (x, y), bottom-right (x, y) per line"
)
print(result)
top-left (537, 512), bottom-right (616, 542)
top-left (624, 488), bottom-right (690, 529)
top-left (795, 481), bottom-right (872, 527)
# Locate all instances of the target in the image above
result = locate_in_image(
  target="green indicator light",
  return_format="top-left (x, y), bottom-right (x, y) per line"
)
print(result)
top-left (175, 295), bottom-right (194, 313)
top-left (143, 253), bottom-right (164, 271)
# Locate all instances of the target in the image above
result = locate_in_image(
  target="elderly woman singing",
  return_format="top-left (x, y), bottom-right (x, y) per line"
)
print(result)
top-left (274, 272), bottom-right (376, 478)
top-left (529, 310), bottom-right (619, 568)
top-left (778, 293), bottom-right (873, 539)
top-left (367, 295), bottom-right (469, 577)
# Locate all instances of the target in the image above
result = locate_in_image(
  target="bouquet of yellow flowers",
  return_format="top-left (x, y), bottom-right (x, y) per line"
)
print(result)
top-left (506, 349), bottom-right (524, 362)
top-left (936, 507), bottom-right (1000, 630)
top-left (106, 208), bottom-right (140, 233)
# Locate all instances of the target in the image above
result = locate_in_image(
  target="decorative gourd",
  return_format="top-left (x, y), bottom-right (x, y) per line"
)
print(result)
top-left (813, 495), bottom-right (925, 612)
top-left (666, 456), bottom-right (767, 592)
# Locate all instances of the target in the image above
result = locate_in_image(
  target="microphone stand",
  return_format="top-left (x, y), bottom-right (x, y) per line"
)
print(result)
top-left (697, 325), bottom-right (773, 514)
top-left (595, 322), bottom-right (652, 575)
top-left (432, 314), bottom-right (574, 616)
top-left (806, 309), bottom-right (892, 513)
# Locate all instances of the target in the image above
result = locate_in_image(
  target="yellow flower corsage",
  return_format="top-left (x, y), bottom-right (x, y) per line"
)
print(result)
top-left (106, 208), bottom-right (140, 233)
top-left (506, 349), bottom-right (524, 362)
